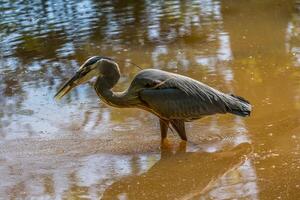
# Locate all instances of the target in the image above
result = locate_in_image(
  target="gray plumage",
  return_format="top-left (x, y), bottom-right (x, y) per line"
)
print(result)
top-left (55, 57), bottom-right (252, 141)
top-left (132, 69), bottom-right (251, 120)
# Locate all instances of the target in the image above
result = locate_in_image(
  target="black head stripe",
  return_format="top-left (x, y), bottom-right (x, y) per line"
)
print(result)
top-left (83, 56), bottom-right (102, 67)
top-left (83, 56), bottom-right (115, 68)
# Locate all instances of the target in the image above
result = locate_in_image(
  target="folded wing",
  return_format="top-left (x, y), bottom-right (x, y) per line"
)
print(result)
top-left (136, 69), bottom-right (251, 120)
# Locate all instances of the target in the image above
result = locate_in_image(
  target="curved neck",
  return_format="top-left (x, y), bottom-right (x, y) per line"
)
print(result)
top-left (94, 75), bottom-right (136, 108)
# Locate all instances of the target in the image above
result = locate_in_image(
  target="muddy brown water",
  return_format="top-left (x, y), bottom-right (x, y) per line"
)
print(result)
top-left (0, 0), bottom-right (300, 199)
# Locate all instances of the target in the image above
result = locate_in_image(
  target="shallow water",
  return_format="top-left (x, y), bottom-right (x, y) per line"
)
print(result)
top-left (0, 0), bottom-right (300, 199)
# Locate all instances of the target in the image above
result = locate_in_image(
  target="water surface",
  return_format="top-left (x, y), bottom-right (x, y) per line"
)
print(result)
top-left (0, 0), bottom-right (300, 199)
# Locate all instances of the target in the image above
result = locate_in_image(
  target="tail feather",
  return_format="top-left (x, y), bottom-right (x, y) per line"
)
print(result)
top-left (230, 94), bottom-right (250, 104)
top-left (229, 108), bottom-right (251, 117)
top-left (225, 94), bottom-right (251, 117)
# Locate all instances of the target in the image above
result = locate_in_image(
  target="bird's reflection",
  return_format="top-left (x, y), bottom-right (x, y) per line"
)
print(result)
top-left (102, 142), bottom-right (252, 200)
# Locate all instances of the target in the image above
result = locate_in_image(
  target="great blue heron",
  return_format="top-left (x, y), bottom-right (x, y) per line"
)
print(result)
top-left (55, 56), bottom-right (251, 141)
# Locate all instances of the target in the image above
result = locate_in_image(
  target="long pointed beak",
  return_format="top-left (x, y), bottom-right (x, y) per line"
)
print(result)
top-left (54, 71), bottom-right (81, 100)
top-left (54, 56), bottom-right (103, 100)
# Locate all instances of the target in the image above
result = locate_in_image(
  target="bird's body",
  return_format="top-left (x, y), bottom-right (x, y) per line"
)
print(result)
top-left (130, 69), bottom-right (250, 119)
top-left (55, 56), bottom-right (251, 141)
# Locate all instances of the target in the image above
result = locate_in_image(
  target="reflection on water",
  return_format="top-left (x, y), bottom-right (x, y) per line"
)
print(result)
top-left (1, 0), bottom-right (300, 199)
top-left (0, 141), bottom-right (253, 199)
top-left (102, 142), bottom-right (254, 200)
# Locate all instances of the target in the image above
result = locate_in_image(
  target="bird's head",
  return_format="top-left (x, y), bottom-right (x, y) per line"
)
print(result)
top-left (54, 56), bottom-right (119, 100)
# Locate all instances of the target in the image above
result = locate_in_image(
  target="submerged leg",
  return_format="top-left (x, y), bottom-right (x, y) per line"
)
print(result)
top-left (159, 119), bottom-right (169, 140)
top-left (159, 119), bottom-right (171, 149)
top-left (170, 119), bottom-right (187, 141)
top-left (176, 140), bottom-right (187, 154)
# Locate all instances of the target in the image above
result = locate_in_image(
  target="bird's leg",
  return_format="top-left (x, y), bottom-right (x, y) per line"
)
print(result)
top-left (170, 120), bottom-right (187, 141)
top-left (159, 119), bottom-right (169, 141)
top-left (160, 119), bottom-right (172, 149)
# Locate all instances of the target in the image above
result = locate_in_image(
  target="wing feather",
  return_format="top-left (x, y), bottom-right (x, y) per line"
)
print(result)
top-left (134, 69), bottom-right (251, 119)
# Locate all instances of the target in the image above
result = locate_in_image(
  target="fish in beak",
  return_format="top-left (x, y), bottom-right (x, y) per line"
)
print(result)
top-left (54, 56), bottom-right (102, 100)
